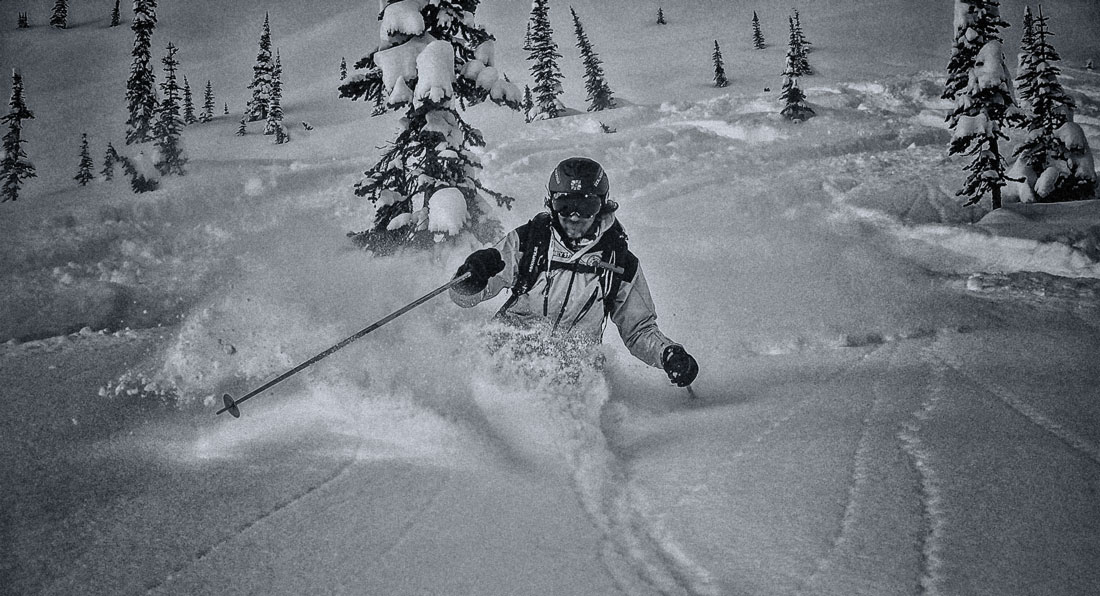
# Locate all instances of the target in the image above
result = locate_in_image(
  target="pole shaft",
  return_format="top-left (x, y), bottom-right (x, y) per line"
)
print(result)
top-left (216, 272), bottom-right (470, 415)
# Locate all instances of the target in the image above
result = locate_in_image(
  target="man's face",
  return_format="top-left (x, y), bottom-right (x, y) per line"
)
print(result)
top-left (557, 211), bottom-right (597, 240)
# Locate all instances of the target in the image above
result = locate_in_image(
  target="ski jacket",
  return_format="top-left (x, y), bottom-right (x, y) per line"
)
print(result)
top-left (450, 211), bottom-right (678, 368)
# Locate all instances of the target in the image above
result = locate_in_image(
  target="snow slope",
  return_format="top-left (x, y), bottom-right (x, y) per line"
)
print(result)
top-left (3, 1), bottom-right (1100, 595)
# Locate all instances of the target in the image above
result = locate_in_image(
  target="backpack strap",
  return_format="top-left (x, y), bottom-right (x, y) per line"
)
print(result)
top-left (500, 213), bottom-right (637, 318)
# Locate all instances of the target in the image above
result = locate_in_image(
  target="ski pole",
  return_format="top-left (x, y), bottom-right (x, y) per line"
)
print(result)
top-left (217, 272), bottom-right (471, 418)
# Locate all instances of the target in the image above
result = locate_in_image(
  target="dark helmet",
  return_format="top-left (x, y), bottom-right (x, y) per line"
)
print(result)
top-left (547, 157), bottom-right (609, 197)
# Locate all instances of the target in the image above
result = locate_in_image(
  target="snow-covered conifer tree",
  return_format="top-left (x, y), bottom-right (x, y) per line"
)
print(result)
top-left (102, 142), bottom-right (119, 180)
top-left (18, 13), bottom-right (30, 29)
top-left (200, 80), bottom-right (214, 123)
top-left (943, 0), bottom-right (1009, 101)
top-left (246, 14), bottom-right (273, 122)
top-left (528, 0), bottom-right (565, 120)
top-left (236, 116), bottom-right (246, 136)
top-left (946, 0), bottom-right (1018, 209)
top-left (523, 85), bottom-right (534, 122)
top-left (224, 102), bottom-right (229, 115)
top-left (657, 8), bottom-right (667, 25)
top-left (75, 133), bottom-right (94, 185)
top-left (1009, 5), bottom-right (1095, 202)
top-left (265, 51), bottom-right (286, 139)
top-left (752, 11), bottom-right (766, 49)
top-left (571, 7), bottom-right (615, 111)
top-left (340, 57), bottom-right (347, 81)
top-left (182, 77), bottom-right (197, 124)
top-left (126, 0), bottom-right (158, 145)
top-left (153, 42), bottom-right (186, 175)
top-left (338, 0), bottom-right (522, 252)
top-left (787, 16), bottom-right (812, 76)
top-left (780, 50), bottom-right (814, 122)
top-left (713, 41), bottom-right (729, 88)
top-left (111, 0), bottom-right (122, 27)
top-left (2, 69), bottom-right (36, 203)
top-left (51, 0), bottom-right (68, 29)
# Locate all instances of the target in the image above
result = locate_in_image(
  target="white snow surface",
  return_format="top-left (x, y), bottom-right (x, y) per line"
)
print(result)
top-left (3, 1), bottom-right (1100, 595)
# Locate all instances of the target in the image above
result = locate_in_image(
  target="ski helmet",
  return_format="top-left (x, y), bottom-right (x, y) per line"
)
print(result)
top-left (548, 157), bottom-right (609, 198)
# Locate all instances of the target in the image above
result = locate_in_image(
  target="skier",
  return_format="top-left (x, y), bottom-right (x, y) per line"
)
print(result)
top-left (450, 157), bottom-right (699, 387)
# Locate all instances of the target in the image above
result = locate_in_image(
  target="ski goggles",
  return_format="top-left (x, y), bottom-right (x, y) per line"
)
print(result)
top-left (550, 192), bottom-right (604, 217)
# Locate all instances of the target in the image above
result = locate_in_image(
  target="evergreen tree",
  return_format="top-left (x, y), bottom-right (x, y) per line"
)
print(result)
top-left (125, 0), bottom-right (158, 145)
top-left (264, 51), bottom-right (284, 136)
top-left (1011, 5), bottom-right (1094, 202)
top-left (943, 0), bottom-right (1009, 101)
top-left (111, 0), bottom-right (122, 27)
top-left (570, 8), bottom-right (615, 111)
top-left (340, 57), bottom-right (347, 81)
top-left (523, 85), bottom-right (534, 123)
top-left (2, 69), bottom-right (36, 203)
top-left (780, 41), bottom-right (814, 121)
top-left (527, 0), bottom-right (565, 120)
top-left (246, 13), bottom-right (273, 122)
top-left (200, 80), bottom-right (215, 122)
top-left (75, 133), bottom-right (94, 185)
top-left (946, 0), bottom-right (1018, 209)
top-left (338, 0), bottom-right (522, 252)
top-left (102, 142), bottom-right (119, 180)
top-left (18, 13), bottom-right (29, 29)
top-left (752, 11), bottom-right (766, 49)
top-left (787, 16), bottom-right (812, 76)
top-left (182, 77), bottom-right (197, 124)
top-left (153, 42), bottom-right (186, 175)
top-left (713, 41), bottom-right (729, 88)
top-left (51, 0), bottom-right (68, 29)
top-left (224, 102), bottom-right (229, 115)
top-left (657, 8), bottom-right (667, 25)
top-left (236, 116), bottom-right (247, 136)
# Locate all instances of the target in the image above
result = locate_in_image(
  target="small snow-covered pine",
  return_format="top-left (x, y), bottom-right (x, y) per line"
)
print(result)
top-left (1009, 5), bottom-right (1095, 203)
top-left (946, 0), bottom-right (1019, 209)
top-left (2, 69), bottom-right (37, 203)
top-left (528, 0), bottom-right (565, 120)
top-left (111, 0), bottom-right (121, 27)
top-left (51, 0), bottom-right (68, 29)
top-left (102, 142), bottom-right (119, 181)
top-left (153, 42), bottom-right (186, 175)
top-left (182, 77), bottom-right (197, 125)
top-left (246, 14), bottom-right (273, 123)
top-left (264, 51), bottom-right (285, 137)
top-left (571, 8), bottom-right (615, 112)
top-left (75, 133), bottom-right (94, 186)
top-left (752, 11), bottom-right (766, 49)
top-left (200, 80), bottom-right (214, 123)
top-left (338, 0), bottom-right (521, 252)
top-left (125, 0), bottom-right (158, 145)
top-left (713, 40), bottom-right (729, 88)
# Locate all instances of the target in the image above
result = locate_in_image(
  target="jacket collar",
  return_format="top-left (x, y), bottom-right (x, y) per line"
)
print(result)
top-left (550, 211), bottom-right (617, 261)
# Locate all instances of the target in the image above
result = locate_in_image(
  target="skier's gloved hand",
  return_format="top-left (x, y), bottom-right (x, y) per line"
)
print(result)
top-left (662, 345), bottom-right (699, 387)
top-left (454, 248), bottom-right (505, 295)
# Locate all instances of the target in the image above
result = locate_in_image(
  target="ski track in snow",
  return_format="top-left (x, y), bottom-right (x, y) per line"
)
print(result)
top-left (928, 343), bottom-right (1100, 469)
top-left (898, 350), bottom-right (952, 596)
top-left (142, 436), bottom-right (369, 595)
top-left (796, 343), bottom-right (911, 596)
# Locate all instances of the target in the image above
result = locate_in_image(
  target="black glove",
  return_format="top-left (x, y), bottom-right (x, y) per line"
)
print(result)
top-left (662, 345), bottom-right (699, 387)
top-left (453, 248), bottom-right (505, 295)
